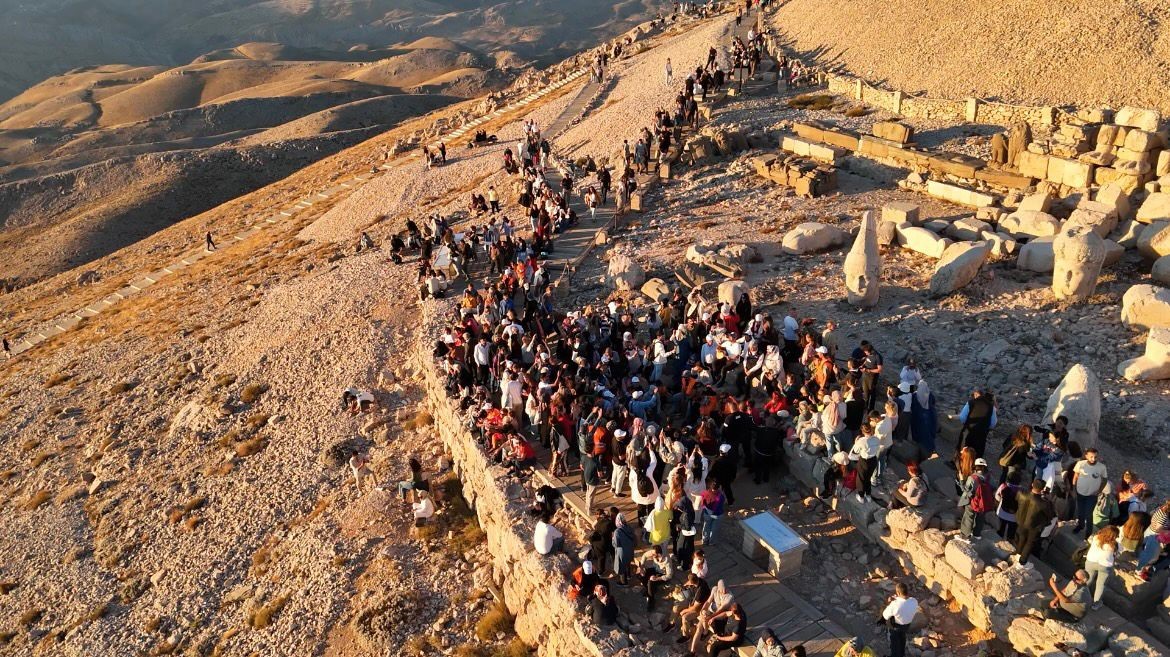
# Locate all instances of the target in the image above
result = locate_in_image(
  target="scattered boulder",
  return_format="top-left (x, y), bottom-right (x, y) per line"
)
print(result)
top-left (897, 226), bottom-right (951, 259)
top-left (998, 210), bottom-right (1061, 239)
top-left (1118, 328), bottom-right (1170, 382)
top-left (640, 278), bottom-right (670, 302)
top-left (1153, 255), bottom-right (1170, 285)
top-left (1115, 106), bottom-right (1161, 132)
top-left (929, 241), bottom-right (990, 297)
top-left (1137, 192), bottom-right (1170, 224)
top-left (1044, 364), bottom-right (1101, 449)
top-left (1052, 227), bottom-right (1106, 302)
top-left (843, 210), bottom-right (881, 307)
top-left (944, 538), bottom-right (985, 579)
top-left (781, 222), bottom-right (848, 254)
top-left (882, 201), bottom-right (921, 225)
top-left (945, 217), bottom-right (993, 241)
top-left (604, 254), bottom-right (645, 291)
top-left (981, 231), bottom-right (1018, 257)
top-left (1137, 221), bottom-right (1170, 258)
top-left (717, 279), bottom-right (750, 306)
top-left (1096, 183), bottom-right (1132, 219)
top-left (1121, 284), bottom-right (1170, 329)
top-left (1065, 206), bottom-right (1117, 238)
top-left (1016, 237), bottom-right (1056, 272)
top-left (1017, 192), bottom-right (1052, 213)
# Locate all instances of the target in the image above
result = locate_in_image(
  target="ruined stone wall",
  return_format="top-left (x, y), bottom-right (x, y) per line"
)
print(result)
top-left (414, 306), bottom-right (604, 657)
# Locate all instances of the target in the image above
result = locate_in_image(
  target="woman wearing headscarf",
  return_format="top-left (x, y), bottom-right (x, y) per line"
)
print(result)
top-left (646, 497), bottom-right (674, 551)
top-left (611, 509), bottom-right (636, 585)
top-left (910, 379), bottom-right (938, 457)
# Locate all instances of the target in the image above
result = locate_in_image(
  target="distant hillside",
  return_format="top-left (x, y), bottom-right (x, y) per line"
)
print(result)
top-left (771, 0), bottom-right (1170, 113)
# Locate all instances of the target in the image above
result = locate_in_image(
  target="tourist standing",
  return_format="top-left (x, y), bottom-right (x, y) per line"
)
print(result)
top-left (958, 458), bottom-right (993, 539)
top-left (1072, 448), bottom-right (1108, 538)
top-left (881, 582), bottom-right (919, 657)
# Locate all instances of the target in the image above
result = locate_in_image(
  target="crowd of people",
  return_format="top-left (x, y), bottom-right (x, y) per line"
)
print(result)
top-left (400, 1), bottom-right (1170, 654)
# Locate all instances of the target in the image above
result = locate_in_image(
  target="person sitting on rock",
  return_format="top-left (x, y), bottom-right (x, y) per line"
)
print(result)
top-left (834, 637), bottom-right (876, 657)
top-left (534, 510), bottom-right (564, 555)
top-left (411, 489), bottom-right (435, 527)
top-left (889, 461), bottom-right (929, 510)
top-left (1043, 570), bottom-right (1091, 623)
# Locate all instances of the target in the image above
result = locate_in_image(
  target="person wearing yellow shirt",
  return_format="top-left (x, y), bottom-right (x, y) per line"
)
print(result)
top-left (834, 637), bottom-right (876, 657)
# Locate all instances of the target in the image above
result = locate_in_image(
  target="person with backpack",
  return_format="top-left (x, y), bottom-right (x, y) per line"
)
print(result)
top-left (995, 470), bottom-right (1023, 540)
top-left (958, 458), bottom-right (993, 539)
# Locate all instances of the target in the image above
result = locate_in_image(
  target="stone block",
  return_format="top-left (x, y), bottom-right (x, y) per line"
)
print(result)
top-left (944, 538), bottom-right (986, 579)
top-left (837, 492), bottom-right (880, 531)
top-left (781, 222), bottom-right (848, 254)
top-left (999, 210), bottom-right (1061, 239)
top-left (1108, 628), bottom-right (1170, 657)
top-left (792, 122), bottom-right (826, 143)
top-left (926, 180), bottom-right (997, 208)
top-left (1113, 218), bottom-right (1144, 248)
top-left (605, 254), bottom-right (645, 291)
top-left (1048, 156), bottom-right (1093, 188)
top-left (1116, 106), bottom-right (1162, 131)
top-left (1159, 150), bottom-right (1170, 177)
top-left (928, 153), bottom-right (985, 179)
top-left (1154, 255), bottom-right (1170, 285)
top-left (886, 506), bottom-right (929, 533)
top-left (976, 206), bottom-right (1007, 223)
top-left (857, 135), bottom-right (891, 159)
top-left (640, 278), bottom-right (670, 302)
top-left (1044, 364), bottom-right (1101, 449)
top-left (1116, 146), bottom-right (1153, 162)
top-left (882, 201), bottom-right (920, 225)
top-left (974, 167), bottom-right (1033, 189)
top-left (930, 241), bottom-right (990, 296)
top-left (1137, 192), bottom-right (1170, 224)
top-left (1096, 183), bottom-right (1132, 218)
top-left (1018, 192), bottom-right (1052, 213)
top-left (1096, 124), bottom-right (1121, 146)
top-left (981, 562), bottom-right (1045, 604)
top-left (717, 280), bottom-right (750, 306)
top-left (897, 226), bottom-right (951, 258)
top-left (1122, 284), bottom-right (1170, 329)
top-left (1065, 206), bottom-right (1117, 238)
top-left (1138, 221), bottom-right (1170, 258)
top-left (1079, 148), bottom-right (1116, 166)
top-left (1017, 150), bottom-right (1049, 179)
top-left (981, 231), bottom-right (1018, 257)
top-left (923, 219), bottom-right (950, 234)
top-left (1104, 239), bottom-right (1124, 266)
top-left (920, 528), bottom-right (948, 556)
top-left (946, 217), bottom-right (993, 241)
top-left (1017, 236), bottom-right (1056, 272)
top-left (1095, 166), bottom-right (1143, 193)
top-left (1117, 158), bottom-right (1153, 176)
top-left (873, 121), bottom-right (913, 144)
top-left (780, 135), bottom-right (811, 158)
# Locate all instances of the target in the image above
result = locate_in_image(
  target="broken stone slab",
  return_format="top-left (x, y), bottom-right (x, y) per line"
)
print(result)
top-left (1097, 183), bottom-right (1132, 219)
top-left (1118, 328), bottom-right (1170, 382)
top-left (873, 121), bottom-right (913, 144)
top-left (1044, 363), bottom-right (1101, 449)
top-left (897, 226), bottom-right (951, 259)
top-left (1115, 106), bottom-right (1162, 132)
top-left (1137, 221), bottom-right (1170, 258)
top-left (981, 561), bottom-right (1044, 603)
top-left (1122, 284), bottom-right (1170, 329)
top-left (781, 222), bottom-right (848, 255)
top-left (1052, 227), bottom-right (1106, 302)
top-left (640, 278), bottom-right (670, 302)
top-left (1016, 236), bottom-right (1057, 272)
top-left (946, 217), bottom-right (993, 241)
top-left (843, 210), bottom-right (881, 307)
top-left (1018, 192), bottom-right (1053, 213)
top-left (923, 219), bottom-right (950, 234)
top-left (1017, 150), bottom-right (1049, 179)
top-left (1137, 192), bottom-right (1170, 224)
top-left (717, 279), bottom-right (750, 307)
top-left (1065, 205), bottom-right (1118, 238)
top-left (1103, 239), bottom-right (1125, 267)
top-left (998, 210), bottom-right (1061, 239)
top-left (984, 232), bottom-right (1019, 258)
top-left (877, 220), bottom-right (901, 247)
top-left (886, 506), bottom-right (929, 534)
top-left (1112, 218), bottom-right (1144, 249)
top-left (926, 180), bottom-right (997, 208)
top-left (929, 241), bottom-right (990, 297)
top-left (604, 254), bottom-right (645, 291)
top-left (943, 538), bottom-right (986, 579)
top-left (882, 201), bottom-right (921, 225)
top-left (1153, 255), bottom-right (1170, 285)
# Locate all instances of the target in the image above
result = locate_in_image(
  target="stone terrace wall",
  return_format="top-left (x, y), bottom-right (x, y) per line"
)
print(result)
top-left (415, 301), bottom-right (658, 657)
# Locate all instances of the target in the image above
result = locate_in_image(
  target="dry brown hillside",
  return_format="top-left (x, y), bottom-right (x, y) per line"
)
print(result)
top-left (771, 0), bottom-right (1170, 113)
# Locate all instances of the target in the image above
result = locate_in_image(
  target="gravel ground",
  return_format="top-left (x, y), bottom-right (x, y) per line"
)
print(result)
top-left (770, 0), bottom-right (1170, 113)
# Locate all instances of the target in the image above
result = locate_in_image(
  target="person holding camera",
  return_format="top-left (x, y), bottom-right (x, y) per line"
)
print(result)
top-left (880, 582), bottom-right (919, 657)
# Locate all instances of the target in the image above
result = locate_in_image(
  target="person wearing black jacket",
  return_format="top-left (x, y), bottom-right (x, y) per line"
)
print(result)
top-left (589, 509), bottom-right (616, 574)
top-left (709, 444), bottom-right (739, 506)
top-left (752, 417), bottom-right (783, 483)
top-left (1014, 479), bottom-right (1056, 565)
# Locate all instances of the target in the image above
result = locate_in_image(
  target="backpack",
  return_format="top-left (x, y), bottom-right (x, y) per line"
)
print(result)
top-left (969, 474), bottom-right (993, 514)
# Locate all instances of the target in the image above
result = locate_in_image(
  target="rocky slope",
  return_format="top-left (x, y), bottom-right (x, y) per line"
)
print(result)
top-left (770, 0), bottom-right (1170, 112)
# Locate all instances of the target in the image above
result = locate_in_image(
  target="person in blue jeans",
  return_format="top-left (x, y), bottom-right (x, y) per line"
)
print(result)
top-left (1071, 449), bottom-right (1108, 539)
top-left (699, 480), bottom-right (726, 545)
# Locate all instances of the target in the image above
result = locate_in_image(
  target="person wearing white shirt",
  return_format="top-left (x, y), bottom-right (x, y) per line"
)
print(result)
top-left (899, 359), bottom-right (923, 387)
top-left (534, 514), bottom-right (564, 555)
top-left (881, 583), bottom-right (919, 657)
top-left (412, 491), bottom-right (435, 525)
top-left (1084, 527), bottom-right (1117, 609)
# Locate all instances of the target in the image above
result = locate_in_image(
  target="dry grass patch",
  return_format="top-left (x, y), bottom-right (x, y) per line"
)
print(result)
top-left (44, 372), bottom-right (73, 388)
top-left (110, 381), bottom-right (137, 394)
top-left (234, 437), bottom-right (267, 458)
top-left (202, 461), bottom-right (235, 477)
top-left (245, 413), bottom-right (270, 429)
top-left (474, 603), bottom-right (513, 642)
top-left (24, 490), bottom-right (52, 510)
top-left (492, 638), bottom-right (531, 657)
top-left (842, 106), bottom-right (870, 117)
top-left (786, 93), bottom-right (836, 110)
top-left (19, 608), bottom-right (43, 627)
top-left (54, 484), bottom-right (88, 506)
top-left (239, 383), bottom-right (268, 404)
top-left (0, 581), bottom-right (16, 594)
top-left (31, 451), bottom-right (57, 468)
top-left (247, 594), bottom-right (289, 629)
top-left (212, 627), bottom-right (241, 657)
top-left (402, 409), bottom-right (433, 430)
top-left (20, 438), bottom-right (40, 453)
top-left (213, 374), bottom-right (237, 388)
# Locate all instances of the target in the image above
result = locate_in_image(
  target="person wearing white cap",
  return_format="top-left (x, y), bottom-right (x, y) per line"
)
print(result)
top-left (958, 457), bottom-right (993, 539)
top-left (611, 429), bottom-right (631, 497)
